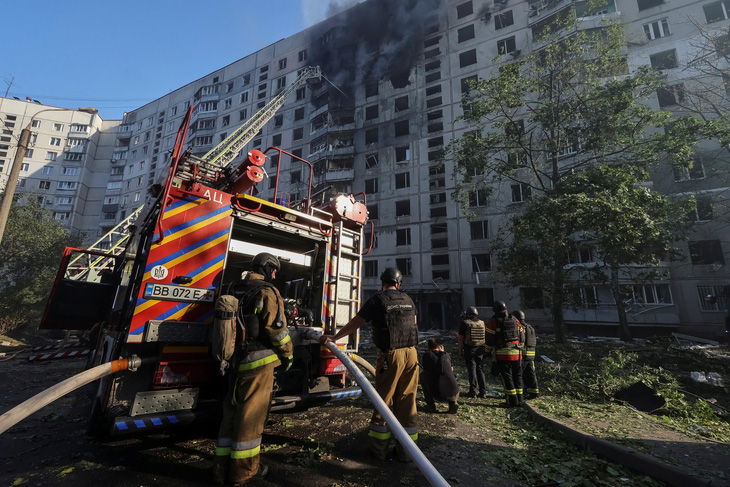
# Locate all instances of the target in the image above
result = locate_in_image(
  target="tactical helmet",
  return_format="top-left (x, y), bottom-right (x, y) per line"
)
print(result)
top-left (512, 310), bottom-right (525, 321)
top-left (492, 300), bottom-right (508, 314)
top-left (252, 252), bottom-right (280, 271)
top-left (380, 267), bottom-right (402, 284)
top-left (466, 306), bottom-right (479, 317)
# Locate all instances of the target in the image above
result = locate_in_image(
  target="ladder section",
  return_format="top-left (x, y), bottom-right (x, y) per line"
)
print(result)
top-left (330, 222), bottom-right (363, 352)
top-left (66, 205), bottom-right (144, 281)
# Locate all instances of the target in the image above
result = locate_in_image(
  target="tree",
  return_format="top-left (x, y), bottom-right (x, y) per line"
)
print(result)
top-left (449, 9), bottom-right (710, 341)
top-left (0, 194), bottom-right (82, 335)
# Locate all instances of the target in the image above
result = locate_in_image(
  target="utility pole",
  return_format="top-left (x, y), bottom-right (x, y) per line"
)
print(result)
top-left (0, 126), bottom-right (30, 245)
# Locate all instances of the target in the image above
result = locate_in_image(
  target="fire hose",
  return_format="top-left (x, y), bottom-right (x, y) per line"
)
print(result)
top-left (300, 329), bottom-right (450, 487)
top-left (0, 355), bottom-right (143, 435)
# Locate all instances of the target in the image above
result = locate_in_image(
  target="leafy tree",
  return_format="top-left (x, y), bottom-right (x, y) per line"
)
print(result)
top-left (0, 194), bottom-right (82, 335)
top-left (449, 11), bottom-right (710, 341)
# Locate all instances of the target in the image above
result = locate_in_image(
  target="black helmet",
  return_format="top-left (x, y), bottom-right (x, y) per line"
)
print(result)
top-left (492, 301), bottom-right (508, 314)
top-left (512, 310), bottom-right (525, 321)
top-left (466, 306), bottom-right (478, 317)
top-left (251, 253), bottom-right (280, 280)
top-left (380, 267), bottom-right (402, 284)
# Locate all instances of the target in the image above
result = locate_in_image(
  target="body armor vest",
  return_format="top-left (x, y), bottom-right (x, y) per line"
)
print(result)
top-left (524, 322), bottom-right (536, 348)
top-left (463, 319), bottom-right (486, 347)
top-left (371, 290), bottom-right (418, 350)
top-left (498, 315), bottom-right (521, 344)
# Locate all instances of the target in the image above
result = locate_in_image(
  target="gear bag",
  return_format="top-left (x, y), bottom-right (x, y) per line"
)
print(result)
top-left (499, 315), bottom-right (521, 343)
top-left (524, 322), bottom-right (536, 348)
top-left (212, 294), bottom-right (241, 375)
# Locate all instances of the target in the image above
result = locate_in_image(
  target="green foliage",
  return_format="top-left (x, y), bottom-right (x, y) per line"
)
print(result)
top-left (0, 194), bottom-right (82, 334)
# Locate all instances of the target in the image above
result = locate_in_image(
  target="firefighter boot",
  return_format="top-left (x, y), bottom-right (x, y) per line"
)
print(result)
top-left (233, 464), bottom-right (268, 486)
top-left (517, 394), bottom-right (524, 406)
top-left (423, 402), bottom-right (437, 414)
top-left (447, 401), bottom-right (459, 414)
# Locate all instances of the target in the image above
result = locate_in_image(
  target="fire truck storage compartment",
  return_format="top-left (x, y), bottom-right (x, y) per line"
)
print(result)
top-left (44, 279), bottom-right (116, 330)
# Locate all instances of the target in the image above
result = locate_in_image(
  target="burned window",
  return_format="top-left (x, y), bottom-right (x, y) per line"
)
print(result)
top-left (395, 199), bottom-right (411, 217)
top-left (432, 238), bottom-right (448, 249)
top-left (424, 36), bottom-right (441, 48)
top-left (637, 0), bottom-right (664, 11)
top-left (428, 137), bottom-right (444, 148)
top-left (657, 84), bottom-right (685, 107)
top-left (425, 60), bottom-right (441, 71)
top-left (365, 105), bottom-right (379, 120)
top-left (650, 49), bottom-right (678, 70)
top-left (365, 128), bottom-right (379, 144)
top-left (430, 192), bottom-right (447, 204)
top-left (430, 206), bottom-right (447, 217)
top-left (367, 204), bottom-right (379, 220)
top-left (294, 107), bottom-right (305, 121)
top-left (432, 270), bottom-right (450, 280)
top-left (431, 254), bottom-right (450, 266)
top-left (495, 10), bottom-right (514, 29)
top-left (497, 36), bottom-right (517, 55)
top-left (395, 96), bottom-right (409, 112)
top-left (428, 111), bottom-right (443, 122)
top-left (364, 260), bottom-right (379, 278)
top-left (457, 1), bottom-right (473, 18)
top-left (689, 240), bottom-right (725, 265)
top-left (365, 178), bottom-right (378, 194)
top-left (295, 87), bottom-right (306, 100)
top-left (472, 253), bottom-right (491, 273)
top-left (395, 172), bottom-right (411, 189)
top-left (429, 164), bottom-right (445, 175)
top-left (428, 122), bottom-right (443, 133)
top-left (520, 287), bottom-right (545, 308)
top-left (365, 82), bottom-right (379, 97)
top-left (365, 153), bottom-right (379, 169)
top-left (395, 146), bottom-right (410, 163)
top-left (705, 0), bottom-right (730, 22)
top-left (396, 228), bottom-right (412, 246)
top-left (395, 258), bottom-right (412, 276)
top-left (458, 24), bottom-right (475, 43)
top-left (293, 128), bottom-right (303, 140)
top-left (394, 120), bottom-right (410, 137)
top-left (426, 85), bottom-right (442, 96)
top-left (426, 97), bottom-right (443, 108)
top-left (460, 49), bottom-right (477, 68)
top-left (431, 223), bottom-right (448, 234)
top-left (426, 72), bottom-right (442, 83)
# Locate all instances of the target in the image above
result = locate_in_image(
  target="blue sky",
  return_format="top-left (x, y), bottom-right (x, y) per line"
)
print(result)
top-left (2, 0), bottom-right (354, 120)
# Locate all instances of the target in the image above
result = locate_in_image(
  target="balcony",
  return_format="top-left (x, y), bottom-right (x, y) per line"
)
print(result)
top-left (324, 168), bottom-right (354, 182)
top-left (67, 129), bottom-right (90, 139)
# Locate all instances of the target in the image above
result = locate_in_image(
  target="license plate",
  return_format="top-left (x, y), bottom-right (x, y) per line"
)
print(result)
top-left (143, 283), bottom-right (215, 303)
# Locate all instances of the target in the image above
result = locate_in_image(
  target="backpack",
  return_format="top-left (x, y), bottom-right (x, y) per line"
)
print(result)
top-left (212, 294), bottom-right (241, 376)
top-left (499, 315), bottom-right (521, 343)
top-left (524, 322), bottom-right (537, 348)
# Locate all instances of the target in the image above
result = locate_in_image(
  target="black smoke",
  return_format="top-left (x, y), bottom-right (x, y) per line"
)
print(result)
top-left (309, 0), bottom-right (442, 91)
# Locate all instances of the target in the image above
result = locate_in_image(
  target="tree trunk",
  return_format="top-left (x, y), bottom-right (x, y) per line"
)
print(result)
top-left (611, 267), bottom-right (633, 342)
top-left (552, 265), bottom-right (567, 343)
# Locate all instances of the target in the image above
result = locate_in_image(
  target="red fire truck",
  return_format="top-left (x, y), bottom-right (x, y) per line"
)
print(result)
top-left (40, 67), bottom-right (371, 435)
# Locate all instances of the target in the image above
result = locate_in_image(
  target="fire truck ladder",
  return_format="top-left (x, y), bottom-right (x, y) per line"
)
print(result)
top-left (330, 222), bottom-right (364, 345)
top-left (66, 205), bottom-right (145, 281)
top-left (201, 66), bottom-right (322, 169)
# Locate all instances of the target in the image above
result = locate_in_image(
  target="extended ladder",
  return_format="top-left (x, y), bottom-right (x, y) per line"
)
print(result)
top-left (330, 222), bottom-right (364, 351)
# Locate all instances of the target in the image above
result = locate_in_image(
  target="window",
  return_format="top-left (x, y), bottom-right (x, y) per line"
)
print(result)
top-left (431, 254), bottom-right (450, 266)
top-left (470, 220), bottom-right (488, 239)
top-left (673, 161), bottom-right (705, 181)
top-left (291, 170), bottom-right (301, 184)
top-left (365, 153), bottom-right (379, 169)
top-left (38, 180), bottom-right (51, 190)
top-left (475, 288), bottom-right (494, 307)
top-left (31, 120), bottom-right (41, 128)
top-left (170, 106), bottom-right (178, 116)
top-left (272, 134), bottom-right (282, 146)
top-left (195, 135), bottom-right (213, 146)
top-left (294, 107), bottom-right (305, 120)
top-left (632, 284), bottom-right (672, 305)
top-left (365, 105), bottom-right (379, 120)
top-left (239, 109), bottom-right (248, 121)
top-left (497, 36), bottom-right (517, 55)
top-left (638, 0), bottom-right (664, 11)
top-left (53, 123), bottom-right (64, 131)
top-left (49, 137), bottom-right (61, 146)
top-left (511, 184), bottom-right (531, 202)
top-left (274, 114), bottom-right (283, 127)
top-left (692, 196), bottom-right (714, 221)
top-left (367, 204), bottom-right (379, 220)
top-left (242, 74), bottom-right (251, 85)
top-left (365, 128), bottom-right (378, 144)
top-left (395, 172), bottom-right (410, 189)
top-left (395, 200), bottom-right (411, 217)
top-left (20, 162), bottom-right (29, 172)
top-left (644, 19), bottom-right (670, 40)
top-left (56, 197), bottom-right (73, 205)
top-left (394, 120), bottom-right (409, 137)
top-left (298, 49), bottom-right (307, 62)
top-left (57, 181), bottom-right (78, 190)
top-left (657, 84), bottom-right (685, 107)
top-left (432, 237), bottom-right (448, 248)
top-left (650, 49), bottom-right (678, 70)
top-left (430, 192), bottom-right (447, 204)
top-left (224, 98), bottom-right (232, 109)
top-left (432, 270), bottom-right (450, 280)
top-left (469, 189), bottom-right (489, 207)
top-left (42, 166), bottom-right (53, 176)
top-left (222, 115), bottom-right (230, 127)
top-left (364, 260), bottom-right (379, 278)
top-left (365, 178), bottom-right (379, 193)
top-left (54, 212), bottom-right (70, 221)
top-left (396, 228), bottom-right (411, 246)
top-left (458, 24), bottom-right (475, 43)
top-left (457, 1), bottom-right (473, 18)
top-left (24, 149), bottom-right (33, 158)
top-left (366, 82), bottom-right (379, 97)
top-left (296, 87), bottom-right (306, 100)
top-left (689, 240), bottom-right (725, 265)
top-left (279, 58), bottom-right (287, 70)
top-left (520, 287), bottom-right (545, 308)
top-left (269, 174), bottom-right (277, 189)
top-left (396, 258), bottom-right (412, 276)
top-left (395, 146), bottom-right (410, 163)
top-left (45, 151), bottom-right (57, 161)
top-left (472, 254), bottom-right (491, 273)
top-left (495, 10), bottom-right (514, 29)
top-left (697, 285), bottom-right (729, 311)
top-left (276, 77), bottom-right (286, 90)
top-left (240, 91), bottom-right (249, 104)
top-left (70, 124), bottom-right (89, 133)
top-left (705, 0), bottom-right (730, 22)
top-left (459, 49), bottom-right (477, 68)
top-left (293, 128), bottom-right (303, 140)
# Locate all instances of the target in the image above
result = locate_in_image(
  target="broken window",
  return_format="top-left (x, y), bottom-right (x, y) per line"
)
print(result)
top-left (692, 195), bottom-right (714, 221)
top-left (395, 146), bottom-right (410, 163)
top-left (426, 85), bottom-right (442, 96)
top-left (424, 36), bottom-right (441, 48)
top-left (396, 228), bottom-right (412, 246)
top-left (395, 199), bottom-right (411, 217)
top-left (432, 270), bottom-right (450, 280)
top-left (293, 127), bottom-right (303, 140)
top-left (396, 258), bottom-right (412, 276)
top-left (430, 192), bottom-right (447, 204)
top-left (497, 36), bottom-right (517, 55)
top-left (395, 172), bottom-right (411, 189)
top-left (459, 49), bottom-right (477, 67)
top-left (689, 240), bottom-right (725, 265)
top-left (395, 96), bottom-right (409, 112)
top-left (657, 84), bottom-right (685, 107)
top-left (458, 24), bottom-right (475, 43)
top-left (495, 10), bottom-right (514, 29)
top-left (365, 105), bottom-right (379, 120)
top-left (428, 137), bottom-right (444, 148)
top-left (637, 0), bottom-right (664, 11)
top-left (365, 178), bottom-right (378, 194)
top-left (394, 120), bottom-right (410, 137)
top-left (365, 153), bottom-right (379, 169)
top-left (367, 204), bottom-right (379, 220)
top-left (431, 223), bottom-right (448, 234)
top-left (426, 72), bottom-right (442, 84)
top-left (426, 97), bottom-right (443, 108)
top-left (432, 254), bottom-right (449, 266)
top-left (365, 128), bottom-right (378, 144)
top-left (425, 60), bottom-right (441, 71)
top-left (704, 0), bottom-right (730, 22)
top-left (365, 82), bottom-right (379, 97)
top-left (432, 238), bottom-right (448, 248)
top-left (470, 220), bottom-right (488, 239)
top-left (673, 160), bottom-right (705, 181)
top-left (472, 253), bottom-right (491, 273)
top-left (431, 207), bottom-right (447, 217)
top-left (650, 49), bottom-right (678, 70)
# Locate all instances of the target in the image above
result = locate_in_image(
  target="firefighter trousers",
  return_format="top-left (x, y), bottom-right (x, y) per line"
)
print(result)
top-left (369, 346), bottom-right (418, 462)
top-left (213, 363), bottom-right (275, 485)
top-left (463, 345), bottom-right (486, 394)
top-left (522, 357), bottom-right (539, 397)
top-left (498, 360), bottom-right (524, 407)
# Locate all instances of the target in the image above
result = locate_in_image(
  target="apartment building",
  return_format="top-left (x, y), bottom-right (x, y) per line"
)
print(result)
top-left (0, 98), bottom-right (119, 238)
top-left (5, 0), bottom-right (725, 337)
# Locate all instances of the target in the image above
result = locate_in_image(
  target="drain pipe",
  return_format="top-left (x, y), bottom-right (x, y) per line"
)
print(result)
top-left (301, 329), bottom-right (449, 487)
top-left (0, 355), bottom-right (143, 435)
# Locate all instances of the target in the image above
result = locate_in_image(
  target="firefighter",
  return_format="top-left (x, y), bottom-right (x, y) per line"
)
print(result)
top-left (485, 301), bottom-right (524, 407)
top-left (512, 310), bottom-right (539, 400)
top-left (213, 253), bottom-right (294, 485)
top-left (319, 267), bottom-right (419, 463)
top-left (421, 338), bottom-right (459, 414)
top-left (457, 306), bottom-right (487, 398)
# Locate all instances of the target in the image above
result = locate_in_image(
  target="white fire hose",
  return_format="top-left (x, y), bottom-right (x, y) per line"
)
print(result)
top-left (0, 355), bottom-right (142, 435)
top-left (301, 329), bottom-right (450, 487)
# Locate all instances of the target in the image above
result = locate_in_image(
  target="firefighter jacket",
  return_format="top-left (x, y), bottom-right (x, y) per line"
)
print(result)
top-left (459, 318), bottom-right (486, 347)
top-left (233, 273), bottom-right (293, 372)
top-left (485, 314), bottom-right (523, 362)
top-left (358, 289), bottom-right (418, 351)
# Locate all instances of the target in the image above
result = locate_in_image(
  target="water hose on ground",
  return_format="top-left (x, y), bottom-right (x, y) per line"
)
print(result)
top-left (0, 355), bottom-right (142, 435)
top-left (300, 329), bottom-right (449, 487)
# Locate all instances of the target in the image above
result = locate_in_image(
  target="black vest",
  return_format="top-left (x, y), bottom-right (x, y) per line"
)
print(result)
top-left (371, 290), bottom-right (418, 350)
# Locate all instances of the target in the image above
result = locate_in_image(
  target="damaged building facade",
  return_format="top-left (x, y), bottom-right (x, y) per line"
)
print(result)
top-left (3, 0), bottom-right (728, 338)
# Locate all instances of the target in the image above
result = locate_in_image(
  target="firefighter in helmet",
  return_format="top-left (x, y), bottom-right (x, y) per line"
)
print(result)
top-left (512, 310), bottom-right (539, 400)
top-left (213, 253), bottom-right (293, 485)
top-left (457, 306), bottom-right (487, 398)
top-left (485, 301), bottom-right (524, 407)
top-left (320, 267), bottom-right (419, 462)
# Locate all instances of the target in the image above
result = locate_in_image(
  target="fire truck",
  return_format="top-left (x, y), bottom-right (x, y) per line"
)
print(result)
top-left (39, 67), bottom-right (372, 435)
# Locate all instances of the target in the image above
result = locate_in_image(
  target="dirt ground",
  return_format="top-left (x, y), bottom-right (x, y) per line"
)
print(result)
top-left (1, 333), bottom-right (729, 487)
